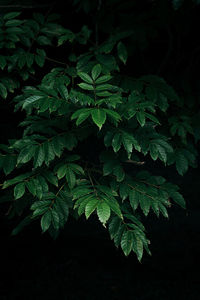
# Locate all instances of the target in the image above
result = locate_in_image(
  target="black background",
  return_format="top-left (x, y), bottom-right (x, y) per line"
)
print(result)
top-left (0, 0), bottom-right (200, 299)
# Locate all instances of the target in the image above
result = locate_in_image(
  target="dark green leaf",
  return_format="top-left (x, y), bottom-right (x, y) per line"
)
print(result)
top-left (34, 144), bottom-right (45, 168)
top-left (5, 19), bottom-right (23, 27)
top-left (136, 112), bottom-right (145, 127)
top-left (97, 201), bottom-right (111, 225)
top-left (176, 152), bottom-right (188, 175)
top-left (121, 230), bottom-right (133, 256)
top-left (66, 167), bottom-right (76, 189)
top-left (41, 210), bottom-right (51, 232)
top-left (78, 83), bottom-right (94, 90)
top-left (95, 75), bottom-right (112, 84)
top-left (85, 198), bottom-right (98, 219)
top-left (0, 56), bottom-right (6, 70)
top-left (77, 72), bottom-right (93, 84)
top-left (117, 41), bottom-right (128, 64)
top-left (3, 12), bottom-right (21, 20)
top-left (0, 83), bottom-right (7, 99)
top-left (91, 108), bottom-right (106, 129)
top-left (14, 182), bottom-right (25, 199)
top-left (171, 192), bottom-right (186, 209)
top-left (91, 64), bottom-right (101, 80)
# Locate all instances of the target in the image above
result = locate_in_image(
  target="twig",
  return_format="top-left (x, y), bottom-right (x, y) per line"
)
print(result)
top-left (46, 56), bottom-right (68, 67)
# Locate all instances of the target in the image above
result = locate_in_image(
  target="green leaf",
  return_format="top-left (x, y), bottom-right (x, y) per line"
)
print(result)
top-left (26, 180), bottom-right (36, 196)
top-left (57, 164), bottom-right (67, 179)
top-left (103, 109), bottom-right (121, 123)
top-left (85, 198), bottom-right (98, 219)
top-left (149, 144), bottom-right (158, 161)
top-left (122, 133), bottom-right (134, 155)
top-left (96, 91), bottom-right (112, 97)
top-left (43, 171), bottom-right (58, 187)
top-left (103, 195), bottom-right (123, 219)
top-left (96, 54), bottom-right (118, 73)
top-left (37, 35), bottom-right (51, 46)
top-left (26, 53), bottom-right (34, 68)
top-left (76, 111), bottom-right (91, 126)
top-left (112, 133), bottom-right (122, 152)
top-left (68, 163), bottom-right (84, 175)
top-left (71, 108), bottom-right (91, 121)
top-left (77, 72), bottom-right (93, 84)
top-left (5, 19), bottom-right (23, 27)
top-left (2, 173), bottom-right (32, 189)
top-left (41, 210), bottom-right (51, 232)
top-left (17, 146), bottom-right (35, 164)
top-left (44, 141), bottom-right (55, 164)
top-left (113, 165), bottom-right (125, 182)
top-left (109, 216), bottom-right (122, 239)
top-left (57, 85), bottom-right (68, 100)
top-left (124, 214), bottom-right (145, 231)
top-left (22, 95), bottom-right (43, 109)
top-left (35, 54), bottom-right (45, 67)
top-left (78, 83), bottom-right (94, 90)
top-left (119, 183), bottom-right (129, 200)
top-left (51, 209), bottom-right (60, 230)
top-left (121, 230), bottom-right (133, 256)
top-left (117, 41), bottom-right (128, 64)
top-left (159, 203), bottom-right (169, 218)
top-left (55, 197), bottom-right (69, 225)
top-left (31, 200), bottom-right (51, 210)
top-left (51, 137), bottom-right (63, 158)
top-left (3, 12), bottom-right (21, 20)
top-left (113, 224), bottom-right (125, 247)
top-left (95, 84), bottom-right (113, 91)
top-left (95, 75), bottom-right (112, 84)
top-left (91, 108), bottom-right (106, 129)
top-left (14, 182), bottom-right (25, 199)
top-left (91, 64), bottom-right (101, 80)
top-left (0, 56), bottom-right (6, 70)
top-left (3, 154), bottom-right (17, 175)
top-left (136, 112), bottom-right (145, 127)
top-left (0, 83), bottom-right (7, 99)
top-left (129, 189), bottom-right (139, 210)
top-left (34, 144), bottom-right (45, 168)
top-left (97, 201), bottom-right (111, 225)
top-left (134, 234), bottom-right (143, 262)
top-left (144, 112), bottom-right (160, 125)
top-left (176, 152), bottom-right (188, 175)
top-left (66, 167), bottom-right (76, 189)
top-left (157, 145), bottom-right (167, 163)
top-left (139, 193), bottom-right (151, 216)
top-left (171, 192), bottom-right (186, 209)
top-left (18, 55), bottom-right (26, 69)
top-left (33, 206), bottom-right (48, 217)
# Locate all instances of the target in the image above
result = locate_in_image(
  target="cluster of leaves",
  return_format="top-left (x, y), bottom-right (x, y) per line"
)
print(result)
top-left (0, 10), bottom-right (91, 99)
top-left (0, 6), bottom-right (198, 261)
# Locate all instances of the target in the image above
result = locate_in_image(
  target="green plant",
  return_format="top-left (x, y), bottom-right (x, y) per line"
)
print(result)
top-left (0, 2), bottom-right (198, 261)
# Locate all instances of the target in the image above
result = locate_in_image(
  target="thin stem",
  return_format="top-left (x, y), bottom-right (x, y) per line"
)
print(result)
top-left (87, 170), bottom-right (99, 199)
top-left (56, 183), bottom-right (65, 196)
top-left (46, 56), bottom-right (68, 67)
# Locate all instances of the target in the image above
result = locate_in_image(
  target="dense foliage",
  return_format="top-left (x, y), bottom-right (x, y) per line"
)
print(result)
top-left (0, 0), bottom-right (199, 261)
